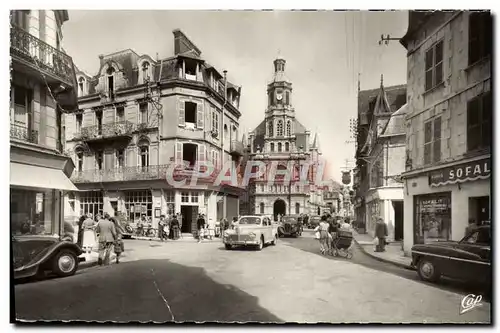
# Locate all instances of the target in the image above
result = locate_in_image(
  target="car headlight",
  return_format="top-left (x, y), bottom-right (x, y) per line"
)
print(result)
top-left (248, 232), bottom-right (256, 238)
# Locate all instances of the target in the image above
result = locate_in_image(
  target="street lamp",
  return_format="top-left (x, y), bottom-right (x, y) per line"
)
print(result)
top-left (288, 146), bottom-right (305, 215)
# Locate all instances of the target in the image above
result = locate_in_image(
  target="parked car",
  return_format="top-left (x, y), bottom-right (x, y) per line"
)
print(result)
top-left (13, 234), bottom-right (83, 279)
top-left (278, 215), bottom-right (303, 237)
top-left (308, 215), bottom-right (321, 229)
top-left (411, 225), bottom-right (491, 285)
top-left (223, 215), bottom-right (278, 251)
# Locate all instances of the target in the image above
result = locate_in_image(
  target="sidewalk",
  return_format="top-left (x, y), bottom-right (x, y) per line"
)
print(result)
top-left (352, 230), bottom-right (413, 269)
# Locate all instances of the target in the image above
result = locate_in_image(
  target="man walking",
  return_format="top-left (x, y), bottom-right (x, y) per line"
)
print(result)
top-left (197, 214), bottom-right (206, 243)
top-left (158, 215), bottom-right (167, 242)
top-left (375, 217), bottom-right (388, 252)
top-left (96, 213), bottom-right (117, 265)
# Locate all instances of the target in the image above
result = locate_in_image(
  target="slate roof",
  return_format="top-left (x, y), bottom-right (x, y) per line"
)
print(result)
top-left (380, 103), bottom-right (408, 137)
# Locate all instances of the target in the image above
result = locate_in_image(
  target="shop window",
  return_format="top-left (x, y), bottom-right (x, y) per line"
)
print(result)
top-left (10, 188), bottom-right (58, 236)
top-left (469, 12), bottom-right (492, 65)
top-left (467, 93), bottom-right (491, 152)
top-left (80, 191), bottom-right (104, 218)
top-left (414, 193), bottom-right (451, 244)
top-left (124, 190), bottom-right (152, 222)
top-left (425, 40), bottom-right (444, 91)
top-left (424, 117), bottom-right (441, 165)
top-left (181, 192), bottom-right (190, 203)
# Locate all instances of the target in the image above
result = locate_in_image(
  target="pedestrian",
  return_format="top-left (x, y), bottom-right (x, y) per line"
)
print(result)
top-left (110, 216), bottom-right (124, 264)
top-left (303, 214), bottom-right (309, 228)
top-left (315, 215), bottom-right (331, 255)
top-left (171, 214), bottom-right (180, 240)
top-left (375, 217), bottom-right (388, 252)
top-left (339, 218), bottom-right (351, 231)
top-left (158, 215), bottom-right (167, 242)
top-left (197, 214), bottom-right (206, 243)
top-left (77, 215), bottom-right (86, 248)
top-left (82, 213), bottom-right (97, 253)
top-left (95, 213), bottom-right (117, 265)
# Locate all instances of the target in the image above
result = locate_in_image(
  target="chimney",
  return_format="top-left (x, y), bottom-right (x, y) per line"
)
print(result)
top-left (172, 29), bottom-right (202, 57)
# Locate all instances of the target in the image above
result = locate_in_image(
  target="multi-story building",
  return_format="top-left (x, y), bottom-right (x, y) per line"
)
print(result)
top-left (357, 79), bottom-right (407, 240)
top-left (400, 11), bottom-right (492, 254)
top-left (10, 10), bottom-right (79, 238)
top-left (353, 82), bottom-right (406, 235)
top-left (322, 180), bottom-right (343, 214)
top-left (63, 29), bottom-right (245, 233)
top-left (246, 58), bottom-right (322, 220)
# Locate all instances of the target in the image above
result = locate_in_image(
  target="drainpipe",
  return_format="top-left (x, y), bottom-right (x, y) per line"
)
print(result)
top-left (220, 71), bottom-right (228, 220)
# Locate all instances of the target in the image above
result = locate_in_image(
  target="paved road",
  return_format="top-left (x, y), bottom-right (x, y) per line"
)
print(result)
top-left (14, 233), bottom-right (491, 323)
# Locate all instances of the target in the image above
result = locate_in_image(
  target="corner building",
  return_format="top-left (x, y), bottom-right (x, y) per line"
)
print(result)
top-left (64, 30), bottom-right (245, 234)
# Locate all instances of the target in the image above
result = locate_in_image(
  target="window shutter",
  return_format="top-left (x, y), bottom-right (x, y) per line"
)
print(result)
top-left (176, 142), bottom-right (183, 164)
top-left (433, 117), bottom-right (442, 163)
top-left (178, 99), bottom-right (185, 127)
top-left (198, 144), bottom-right (206, 162)
top-left (196, 103), bottom-right (204, 128)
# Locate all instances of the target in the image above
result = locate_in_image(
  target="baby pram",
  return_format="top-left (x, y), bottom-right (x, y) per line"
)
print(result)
top-left (331, 229), bottom-right (354, 259)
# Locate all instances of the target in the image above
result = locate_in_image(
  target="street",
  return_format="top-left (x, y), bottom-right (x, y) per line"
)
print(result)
top-left (14, 230), bottom-right (491, 323)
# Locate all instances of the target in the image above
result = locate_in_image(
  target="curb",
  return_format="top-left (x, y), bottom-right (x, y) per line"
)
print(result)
top-left (353, 239), bottom-right (414, 270)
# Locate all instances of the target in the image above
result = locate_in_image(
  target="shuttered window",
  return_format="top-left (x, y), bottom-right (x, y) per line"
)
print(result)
top-left (467, 92), bottom-right (492, 151)
top-left (423, 117), bottom-right (441, 165)
top-left (425, 40), bottom-right (444, 91)
top-left (469, 12), bottom-right (492, 65)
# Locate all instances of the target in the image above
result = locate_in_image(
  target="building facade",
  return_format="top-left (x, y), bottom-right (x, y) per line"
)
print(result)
top-left (63, 29), bottom-right (245, 233)
top-left (353, 83), bottom-right (407, 236)
top-left (10, 10), bottom-right (79, 240)
top-left (400, 11), bottom-right (492, 254)
top-left (246, 58), bottom-right (322, 220)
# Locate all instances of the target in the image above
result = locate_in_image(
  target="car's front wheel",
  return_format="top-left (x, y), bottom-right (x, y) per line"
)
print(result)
top-left (417, 258), bottom-right (440, 282)
top-left (256, 236), bottom-right (264, 251)
top-left (52, 249), bottom-right (78, 277)
top-left (224, 244), bottom-right (232, 250)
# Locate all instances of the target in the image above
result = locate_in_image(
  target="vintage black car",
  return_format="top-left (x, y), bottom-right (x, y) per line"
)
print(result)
top-left (411, 225), bottom-right (491, 285)
top-left (307, 215), bottom-right (321, 229)
top-left (278, 215), bottom-right (303, 237)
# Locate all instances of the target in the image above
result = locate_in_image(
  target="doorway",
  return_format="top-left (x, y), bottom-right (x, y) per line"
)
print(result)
top-left (469, 196), bottom-right (490, 225)
top-left (393, 200), bottom-right (404, 241)
top-left (110, 201), bottom-right (118, 217)
top-left (181, 205), bottom-right (198, 233)
top-left (273, 199), bottom-right (286, 221)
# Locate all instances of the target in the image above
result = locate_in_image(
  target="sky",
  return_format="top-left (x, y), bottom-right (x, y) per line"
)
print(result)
top-left (61, 10), bottom-right (408, 184)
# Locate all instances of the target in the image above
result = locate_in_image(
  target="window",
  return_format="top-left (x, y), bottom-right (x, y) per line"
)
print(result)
top-left (124, 190), bottom-right (152, 222)
top-left (116, 149), bottom-right (125, 168)
top-left (184, 59), bottom-right (197, 79)
top-left (139, 103), bottom-right (148, 125)
top-left (139, 146), bottom-right (149, 168)
top-left (181, 192), bottom-right (190, 203)
top-left (183, 143), bottom-right (198, 167)
top-left (277, 120), bottom-right (284, 136)
top-left (165, 191), bottom-right (175, 216)
top-left (278, 143), bottom-right (282, 152)
top-left (414, 193), bottom-right (451, 244)
top-left (260, 184), bottom-right (265, 192)
top-left (185, 102), bottom-right (197, 124)
top-left (75, 114), bottom-right (83, 134)
top-left (142, 62), bottom-right (150, 83)
top-left (11, 10), bottom-right (29, 30)
top-left (76, 149), bottom-right (84, 172)
top-left (469, 12), bottom-right (492, 65)
top-left (270, 143), bottom-right (275, 152)
top-left (286, 120), bottom-right (291, 136)
top-left (80, 191), bottom-right (104, 219)
top-left (212, 108), bottom-right (219, 134)
top-left (191, 192), bottom-right (199, 203)
top-left (285, 91), bottom-right (290, 105)
top-left (95, 111), bottom-right (103, 135)
top-left (285, 142), bottom-right (290, 152)
top-left (224, 124), bottom-right (228, 139)
top-left (106, 67), bottom-right (115, 99)
top-left (116, 107), bottom-right (125, 122)
top-left (268, 121), bottom-right (274, 137)
top-left (78, 77), bottom-right (85, 96)
top-left (295, 202), bottom-right (300, 214)
top-left (260, 202), bottom-right (265, 214)
top-left (424, 117), bottom-right (441, 165)
top-left (96, 150), bottom-right (104, 170)
top-left (11, 85), bottom-right (30, 126)
top-left (467, 93), bottom-right (491, 151)
top-left (425, 41), bottom-right (444, 91)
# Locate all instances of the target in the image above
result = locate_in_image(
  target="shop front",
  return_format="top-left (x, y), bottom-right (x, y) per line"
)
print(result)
top-left (403, 156), bottom-right (491, 255)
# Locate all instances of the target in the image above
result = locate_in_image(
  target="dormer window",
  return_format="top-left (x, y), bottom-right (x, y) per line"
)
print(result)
top-left (184, 59), bottom-right (197, 81)
top-left (78, 77), bottom-right (85, 97)
top-left (142, 61), bottom-right (150, 83)
top-left (106, 67), bottom-right (115, 99)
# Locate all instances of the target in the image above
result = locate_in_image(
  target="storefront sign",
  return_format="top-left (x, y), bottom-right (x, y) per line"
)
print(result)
top-left (429, 158), bottom-right (491, 187)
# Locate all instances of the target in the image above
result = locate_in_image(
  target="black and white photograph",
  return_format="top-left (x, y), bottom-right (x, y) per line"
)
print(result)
top-left (6, 4), bottom-right (493, 326)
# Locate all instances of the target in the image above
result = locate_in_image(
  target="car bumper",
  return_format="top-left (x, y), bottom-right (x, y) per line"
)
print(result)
top-left (224, 239), bottom-right (259, 246)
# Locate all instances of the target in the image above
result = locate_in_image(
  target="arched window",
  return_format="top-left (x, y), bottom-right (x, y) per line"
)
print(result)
top-left (260, 202), bottom-right (265, 214)
top-left (285, 142), bottom-right (290, 151)
top-left (277, 120), bottom-right (283, 136)
top-left (78, 77), bottom-right (85, 97)
top-left (286, 120), bottom-right (291, 136)
top-left (138, 139), bottom-right (149, 168)
top-left (75, 148), bottom-right (84, 172)
top-left (142, 61), bottom-right (150, 83)
top-left (278, 142), bottom-right (282, 152)
top-left (270, 143), bottom-right (275, 152)
top-left (295, 202), bottom-right (300, 214)
top-left (106, 67), bottom-right (115, 98)
top-left (268, 121), bottom-right (273, 137)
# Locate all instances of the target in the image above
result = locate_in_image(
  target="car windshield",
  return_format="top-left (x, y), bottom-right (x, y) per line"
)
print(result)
top-left (238, 217), bottom-right (261, 225)
top-left (283, 217), bottom-right (297, 223)
top-left (463, 228), bottom-right (491, 245)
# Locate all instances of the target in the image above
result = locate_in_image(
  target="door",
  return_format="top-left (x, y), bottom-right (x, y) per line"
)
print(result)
top-left (393, 200), bottom-right (404, 241)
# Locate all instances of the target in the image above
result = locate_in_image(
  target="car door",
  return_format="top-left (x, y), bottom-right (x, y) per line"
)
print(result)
top-left (448, 229), bottom-right (491, 282)
top-left (263, 217), bottom-right (272, 242)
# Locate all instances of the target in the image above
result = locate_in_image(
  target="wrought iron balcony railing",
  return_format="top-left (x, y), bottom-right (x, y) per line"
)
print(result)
top-left (77, 121), bottom-right (134, 141)
top-left (10, 123), bottom-right (38, 144)
top-left (230, 140), bottom-right (244, 156)
top-left (10, 25), bottom-right (75, 86)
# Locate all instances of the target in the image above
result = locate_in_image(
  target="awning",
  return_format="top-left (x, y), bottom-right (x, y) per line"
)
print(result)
top-left (10, 163), bottom-right (79, 191)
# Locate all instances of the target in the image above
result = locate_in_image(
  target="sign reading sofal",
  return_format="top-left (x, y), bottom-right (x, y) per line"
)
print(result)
top-left (429, 158), bottom-right (491, 187)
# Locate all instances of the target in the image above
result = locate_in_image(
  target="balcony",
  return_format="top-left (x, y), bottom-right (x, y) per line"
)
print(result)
top-left (230, 140), bottom-right (244, 157)
top-left (10, 123), bottom-right (38, 144)
top-left (76, 121), bottom-right (134, 142)
top-left (10, 25), bottom-right (75, 87)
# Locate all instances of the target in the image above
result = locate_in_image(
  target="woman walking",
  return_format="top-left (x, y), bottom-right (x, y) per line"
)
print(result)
top-left (82, 213), bottom-right (97, 253)
top-left (315, 215), bottom-right (331, 255)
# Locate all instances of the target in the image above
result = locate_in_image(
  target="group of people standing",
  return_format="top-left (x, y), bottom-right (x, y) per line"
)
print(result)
top-left (157, 214), bottom-right (182, 241)
top-left (78, 213), bottom-right (124, 265)
top-left (315, 214), bottom-right (352, 255)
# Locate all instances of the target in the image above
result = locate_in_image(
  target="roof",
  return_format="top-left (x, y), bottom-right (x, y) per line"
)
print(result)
top-left (380, 103), bottom-right (408, 137)
top-left (358, 84), bottom-right (406, 116)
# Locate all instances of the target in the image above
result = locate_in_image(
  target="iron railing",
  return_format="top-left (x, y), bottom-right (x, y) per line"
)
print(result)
top-left (77, 121), bottom-right (134, 141)
top-left (10, 25), bottom-right (75, 86)
top-left (10, 123), bottom-right (38, 144)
